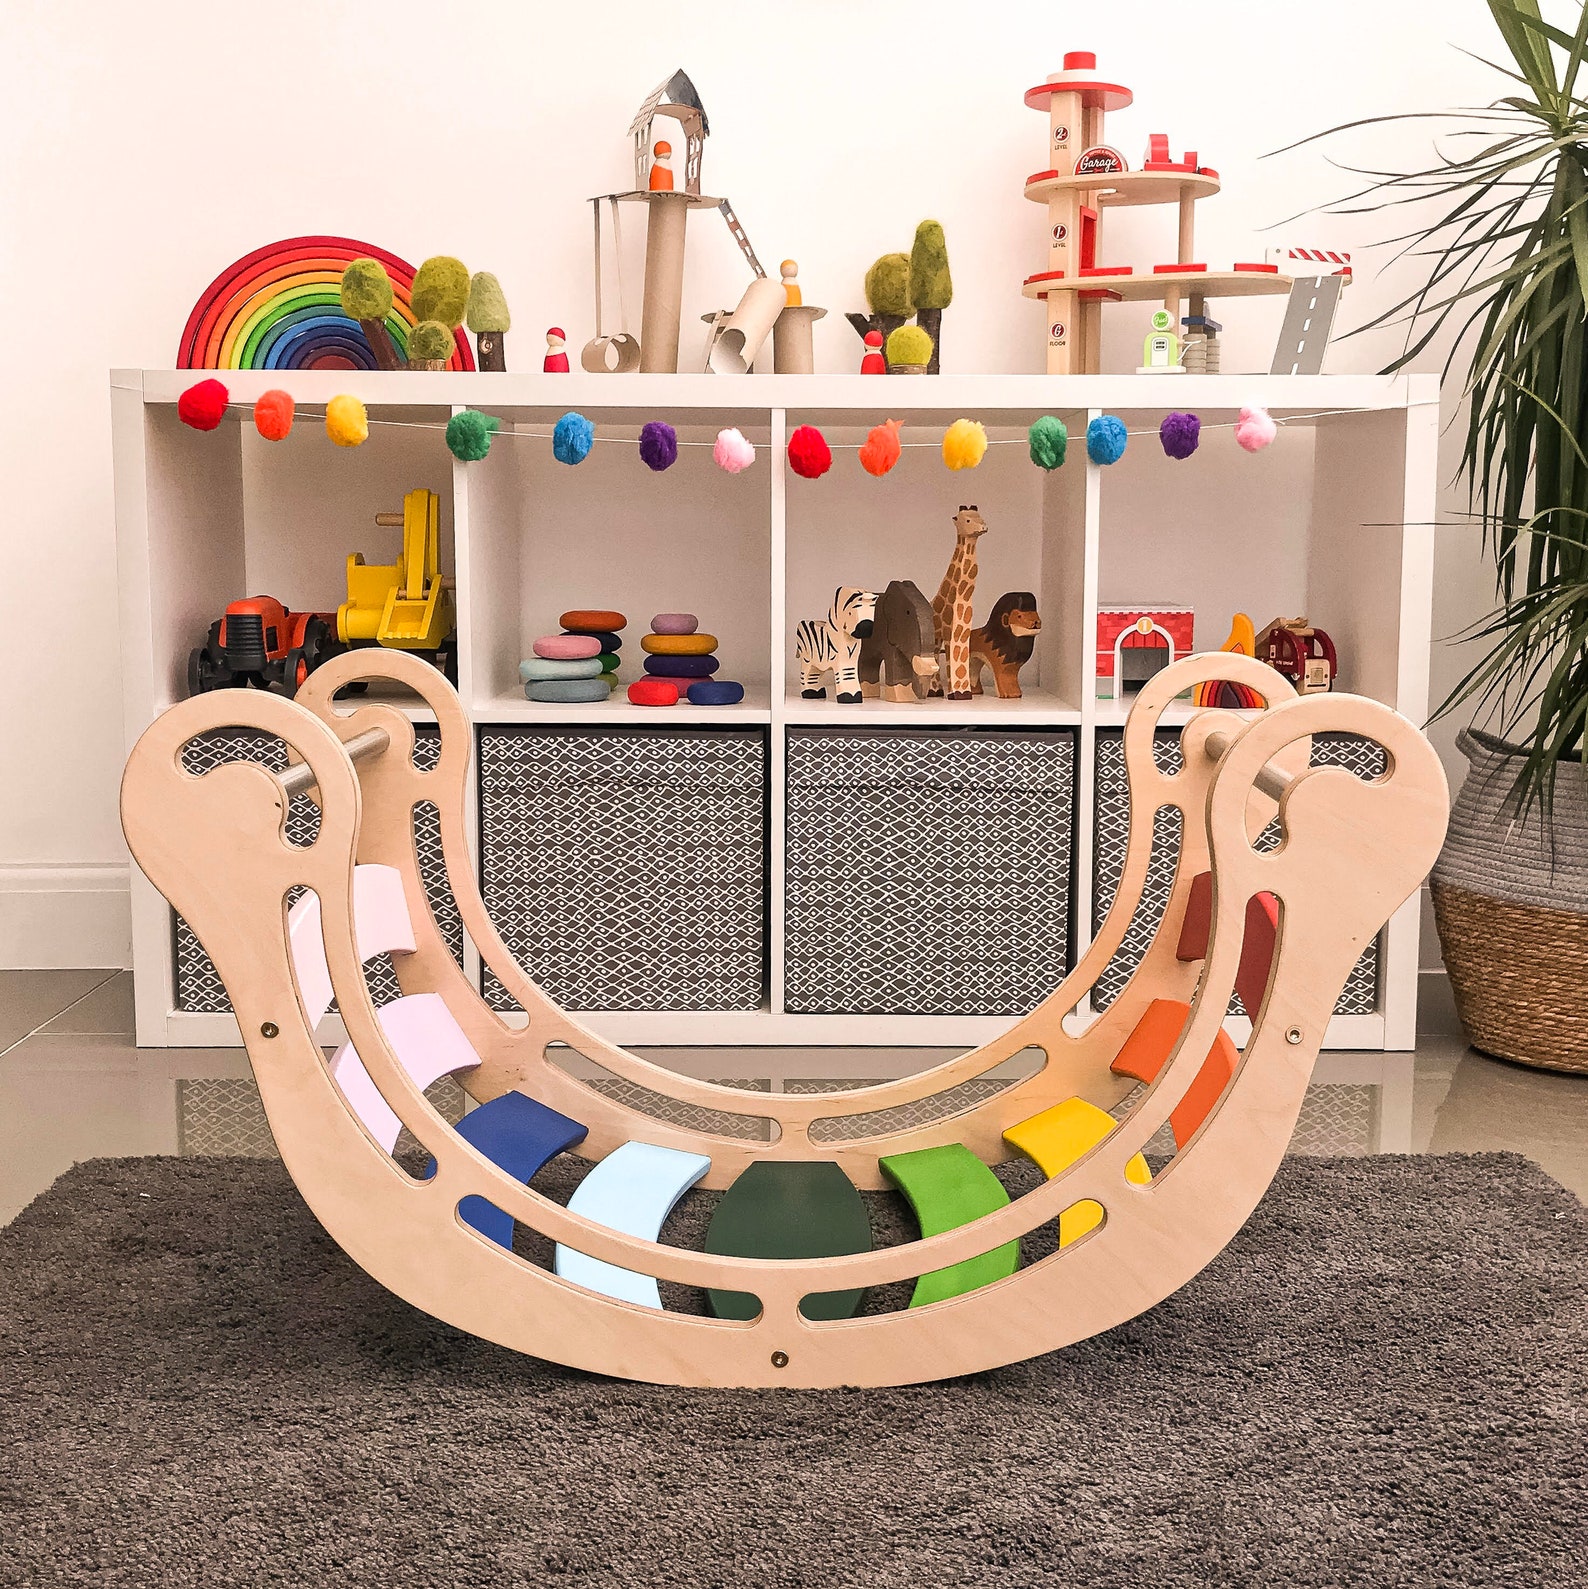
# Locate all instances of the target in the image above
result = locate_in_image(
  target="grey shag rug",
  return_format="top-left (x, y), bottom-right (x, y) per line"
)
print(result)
top-left (2, 1152), bottom-right (1585, 1588)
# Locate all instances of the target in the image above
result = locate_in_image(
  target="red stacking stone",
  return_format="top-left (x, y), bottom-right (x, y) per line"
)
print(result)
top-left (627, 678), bottom-right (679, 707)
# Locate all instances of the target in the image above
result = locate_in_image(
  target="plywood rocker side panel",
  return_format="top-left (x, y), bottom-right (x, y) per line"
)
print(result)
top-left (120, 651), bottom-right (1447, 1387)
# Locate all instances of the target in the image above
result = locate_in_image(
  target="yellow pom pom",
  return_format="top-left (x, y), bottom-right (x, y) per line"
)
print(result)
top-left (942, 418), bottom-right (987, 470)
top-left (325, 394), bottom-right (369, 448)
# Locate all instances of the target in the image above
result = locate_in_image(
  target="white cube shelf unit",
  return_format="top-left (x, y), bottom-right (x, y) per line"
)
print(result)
top-left (114, 369), bottom-right (1438, 1057)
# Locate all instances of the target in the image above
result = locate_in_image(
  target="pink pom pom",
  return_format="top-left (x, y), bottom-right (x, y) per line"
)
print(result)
top-left (1235, 405), bottom-right (1277, 453)
top-left (714, 427), bottom-right (755, 473)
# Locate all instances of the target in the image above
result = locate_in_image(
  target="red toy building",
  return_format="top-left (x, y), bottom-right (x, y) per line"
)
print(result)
top-left (1096, 605), bottom-right (1195, 697)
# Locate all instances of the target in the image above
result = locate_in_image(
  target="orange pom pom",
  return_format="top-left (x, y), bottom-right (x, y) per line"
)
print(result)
top-left (254, 389), bottom-right (295, 441)
top-left (859, 418), bottom-right (902, 478)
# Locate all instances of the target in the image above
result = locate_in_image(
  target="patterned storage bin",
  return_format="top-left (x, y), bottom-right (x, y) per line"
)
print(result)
top-left (479, 727), bottom-right (767, 1013)
top-left (173, 727), bottom-right (462, 1012)
top-left (784, 729), bottom-right (1076, 1016)
top-left (1091, 728), bottom-right (1382, 1013)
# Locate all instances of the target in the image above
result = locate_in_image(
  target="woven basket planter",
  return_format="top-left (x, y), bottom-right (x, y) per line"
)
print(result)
top-left (1431, 728), bottom-right (1588, 1073)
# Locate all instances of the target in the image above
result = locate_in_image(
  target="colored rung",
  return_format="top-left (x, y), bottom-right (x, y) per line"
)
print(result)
top-left (1110, 997), bottom-right (1240, 1148)
top-left (1176, 872), bottom-right (1281, 1018)
top-left (878, 1143), bottom-right (1019, 1308)
top-left (555, 1141), bottom-right (712, 1310)
top-left (1177, 871), bottom-right (1215, 959)
top-left (286, 862), bottom-right (418, 1026)
top-left (423, 1091), bottom-right (588, 1251)
top-left (704, 1162), bottom-right (871, 1322)
top-left (329, 993), bottom-right (482, 1155)
top-left (1003, 1098), bottom-right (1151, 1247)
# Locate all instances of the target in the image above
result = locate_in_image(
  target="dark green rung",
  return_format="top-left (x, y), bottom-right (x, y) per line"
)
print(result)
top-left (705, 1162), bottom-right (872, 1321)
top-left (879, 1143), bottom-right (1019, 1308)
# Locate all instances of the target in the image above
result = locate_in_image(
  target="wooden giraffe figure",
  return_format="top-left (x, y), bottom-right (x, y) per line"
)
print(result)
top-left (932, 505), bottom-right (988, 700)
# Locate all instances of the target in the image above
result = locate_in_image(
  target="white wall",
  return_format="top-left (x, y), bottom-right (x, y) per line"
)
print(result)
top-left (0, 0), bottom-right (1504, 966)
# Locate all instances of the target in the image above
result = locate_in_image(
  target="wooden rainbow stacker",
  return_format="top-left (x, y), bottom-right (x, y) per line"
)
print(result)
top-left (1022, 51), bottom-right (1296, 373)
top-left (121, 650), bottom-right (1447, 1388)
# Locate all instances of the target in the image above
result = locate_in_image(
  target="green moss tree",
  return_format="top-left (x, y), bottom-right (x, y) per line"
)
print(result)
top-left (909, 221), bottom-right (952, 375)
top-left (340, 259), bottom-right (402, 370)
top-left (465, 272), bottom-right (511, 372)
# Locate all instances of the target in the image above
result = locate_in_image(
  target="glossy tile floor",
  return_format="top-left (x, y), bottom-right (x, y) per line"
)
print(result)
top-left (2, 968), bottom-right (1585, 1227)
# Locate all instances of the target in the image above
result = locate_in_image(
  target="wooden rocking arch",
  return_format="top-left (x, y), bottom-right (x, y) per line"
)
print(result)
top-left (120, 650), bottom-right (1447, 1386)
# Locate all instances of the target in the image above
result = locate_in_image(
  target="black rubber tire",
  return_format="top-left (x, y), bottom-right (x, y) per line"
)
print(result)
top-left (283, 647), bottom-right (310, 699)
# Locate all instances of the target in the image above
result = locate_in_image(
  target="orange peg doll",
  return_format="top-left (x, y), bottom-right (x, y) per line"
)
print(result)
top-left (780, 260), bottom-right (802, 306)
top-left (648, 139), bottom-right (675, 192)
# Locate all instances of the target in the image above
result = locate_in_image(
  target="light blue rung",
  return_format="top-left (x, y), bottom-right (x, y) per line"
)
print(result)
top-left (555, 1141), bottom-right (712, 1309)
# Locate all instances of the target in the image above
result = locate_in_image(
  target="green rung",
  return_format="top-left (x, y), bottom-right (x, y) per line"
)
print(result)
top-left (705, 1161), bottom-right (872, 1322)
top-left (879, 1143), bottom-right (1020, 1308)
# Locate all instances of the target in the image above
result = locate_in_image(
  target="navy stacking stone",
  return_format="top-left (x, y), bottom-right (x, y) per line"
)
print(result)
top-left (563, 629), bottom-right (623, 652)
top-left (645, 653), bottom-right (719, 679)
top-left (688, 680), bottom-right (745, 706)
top-left (422, 1091), bottom-right (588, 1250)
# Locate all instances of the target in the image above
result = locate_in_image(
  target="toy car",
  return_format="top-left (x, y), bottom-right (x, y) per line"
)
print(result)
top-left (187, 598), bottom-right (342, 698)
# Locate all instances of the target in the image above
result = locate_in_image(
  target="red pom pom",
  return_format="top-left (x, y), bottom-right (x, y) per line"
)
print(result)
top-left (254, 389), bottom-right (295, 441)
top-left (787, 424), bottom-right (832, 479)
top-left (177, 378), bottom-right (230, 431)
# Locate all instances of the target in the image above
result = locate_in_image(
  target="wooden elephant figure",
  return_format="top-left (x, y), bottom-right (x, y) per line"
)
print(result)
top-left (859, 580), bottom-right (940, 702)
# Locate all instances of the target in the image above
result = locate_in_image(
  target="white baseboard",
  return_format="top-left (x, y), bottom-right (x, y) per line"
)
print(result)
top-left (0, 864), bottom-right (132, 969)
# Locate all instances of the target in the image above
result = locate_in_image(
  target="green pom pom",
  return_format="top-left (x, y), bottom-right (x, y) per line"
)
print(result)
top-left (465, 271), bottom-right (511, 334)
top-left (340, 259), bottom-right (393, 321)
top-left (909, 221), bottom-right (953, 311)
top-left (411, 256), bottom-right (470, 326)
top-left (446, 409), bottom-right (501, 462)
top-left (408, 319), bottom-right (454, 361)
top-left (865, 252), bottom-right (914, 317)
top-left (1028, 415), bottom-right (1068, 470)
top-left (885, 324), bottom-right (933, 367)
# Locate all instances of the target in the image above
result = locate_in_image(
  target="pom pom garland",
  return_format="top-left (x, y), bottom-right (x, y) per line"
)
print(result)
top-left (1235, 405), bottom-right (1277, 453)
top-left (552, 411), bottom-right (595, 465)
top-left (177, 378), bottom-right (230, 431)
top-left (638, 420), bottom-right (678, 471)
top-left (446, 408), bottom-right (501, 462)
top-left (1028, 415), bottom-right (1068, 470)
top-left (787, 424), bottom-right (832, 479)
top-left (325, 394), bottom-right (369, 448)
top-left (1159, 411), bottom-right (1201, 460)
top-left (1087, 414), bottom-right (1128, 466)
top-left (942, 418), bottom-right (988, 471)
top-left (859, 418), bottom-right (902, 477)
top-left (253, 389), bottom-right (294, 441)
top-left (714, 427), bottom-right (755, 473)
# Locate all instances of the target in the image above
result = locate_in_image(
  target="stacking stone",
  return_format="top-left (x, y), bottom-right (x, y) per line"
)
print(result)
top-left (628, 678), bottom-right (679, 706)
top-left (560, 609), bottom-right (627, 632)
top-left (688, 680), bottom-right (744, 706)
top-left (649, 612), bottom-right (698, 635)
top-left (644, 653), bottom-right (718, 680)
top-left (641, 632), bottom-right (718, 656)
top-left (533, 633), bottom-right (602, 660)
top-left (520, 656), bottom-right (604, 682)
top-left (634, 611), bottom-right (743, 706)
top-left (527, 678), bottom-right (612, 704)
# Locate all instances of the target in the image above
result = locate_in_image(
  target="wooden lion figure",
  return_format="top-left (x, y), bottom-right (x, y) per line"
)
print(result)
top-left (969, 591), bottom-right (1042, 699)
top-left (796, 587), bottom-right (879, 704)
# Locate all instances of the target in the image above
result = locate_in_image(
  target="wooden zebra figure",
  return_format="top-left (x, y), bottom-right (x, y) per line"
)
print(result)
top-left (796, 587), bottom-right (879, 703)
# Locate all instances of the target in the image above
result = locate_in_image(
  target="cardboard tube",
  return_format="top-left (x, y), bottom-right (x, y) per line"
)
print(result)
top-left (707, 276), bottom-right (787, 374)
top-left (640, 193), bottom-right (690, 373)
top-left (772, 304), bottom-right (827, 374)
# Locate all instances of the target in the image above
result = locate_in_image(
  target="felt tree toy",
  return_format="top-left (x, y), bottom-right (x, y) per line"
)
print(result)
top-left (466, 272), bottom-right (511, 372)
top-left (411, 256), bottom-right (470, 326)
top-left (909, 221), bottom-right (952, 375)
top-left (339, 259), bottom-right (402, 370)
top-left (408, 320), bottom-right (454, 371)
top-left (846, 252), bottom-right (915, 351)
top-left (884, 323), bottom-right (933, 374)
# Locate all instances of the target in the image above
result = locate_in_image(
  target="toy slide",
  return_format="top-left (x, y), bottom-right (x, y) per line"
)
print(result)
top-left (120, 649), bottom-right (1447, 1387)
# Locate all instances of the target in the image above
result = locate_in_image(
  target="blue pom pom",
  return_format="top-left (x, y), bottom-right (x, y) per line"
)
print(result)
top-left (639, 420), bottom-right (678, 471)
top-left (1087, 414), bottom-right (1128, 466)
top-left (553, 411), bottom-right (595, 465)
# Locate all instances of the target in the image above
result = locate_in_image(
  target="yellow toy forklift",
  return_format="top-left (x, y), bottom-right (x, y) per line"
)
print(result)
top-left (338, 487), bottom-right (458, 684)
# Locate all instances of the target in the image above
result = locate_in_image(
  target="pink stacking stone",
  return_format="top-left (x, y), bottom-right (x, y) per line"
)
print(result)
top-left (533, 633), bottom-right (603, 660)
top-left (649, 612), bottom-right (699, 635)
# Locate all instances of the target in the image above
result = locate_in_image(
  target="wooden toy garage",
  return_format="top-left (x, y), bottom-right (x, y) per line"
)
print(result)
top-left (1021, 52), bottom-right (1297, 374)
top-left (121, 649), bottom-right (1446, 1387)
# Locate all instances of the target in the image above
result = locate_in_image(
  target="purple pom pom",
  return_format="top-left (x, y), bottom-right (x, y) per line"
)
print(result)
top-left (1160, 411), bottom-right (1201, 460)
top-left (639, 420), bottom-right (678, 472)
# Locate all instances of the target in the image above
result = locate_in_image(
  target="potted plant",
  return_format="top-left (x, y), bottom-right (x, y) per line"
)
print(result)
top-left (1310, 0), bottom-right (1588, 1071)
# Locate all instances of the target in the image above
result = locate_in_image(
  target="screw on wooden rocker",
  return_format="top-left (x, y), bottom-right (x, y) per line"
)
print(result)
top-left (261, 1022), bottom-right (279, 1039)
top-left (1285, 1026), bottom-right (1303, 1045)
top-left (771, 1351), bottom-right (789, 1368)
